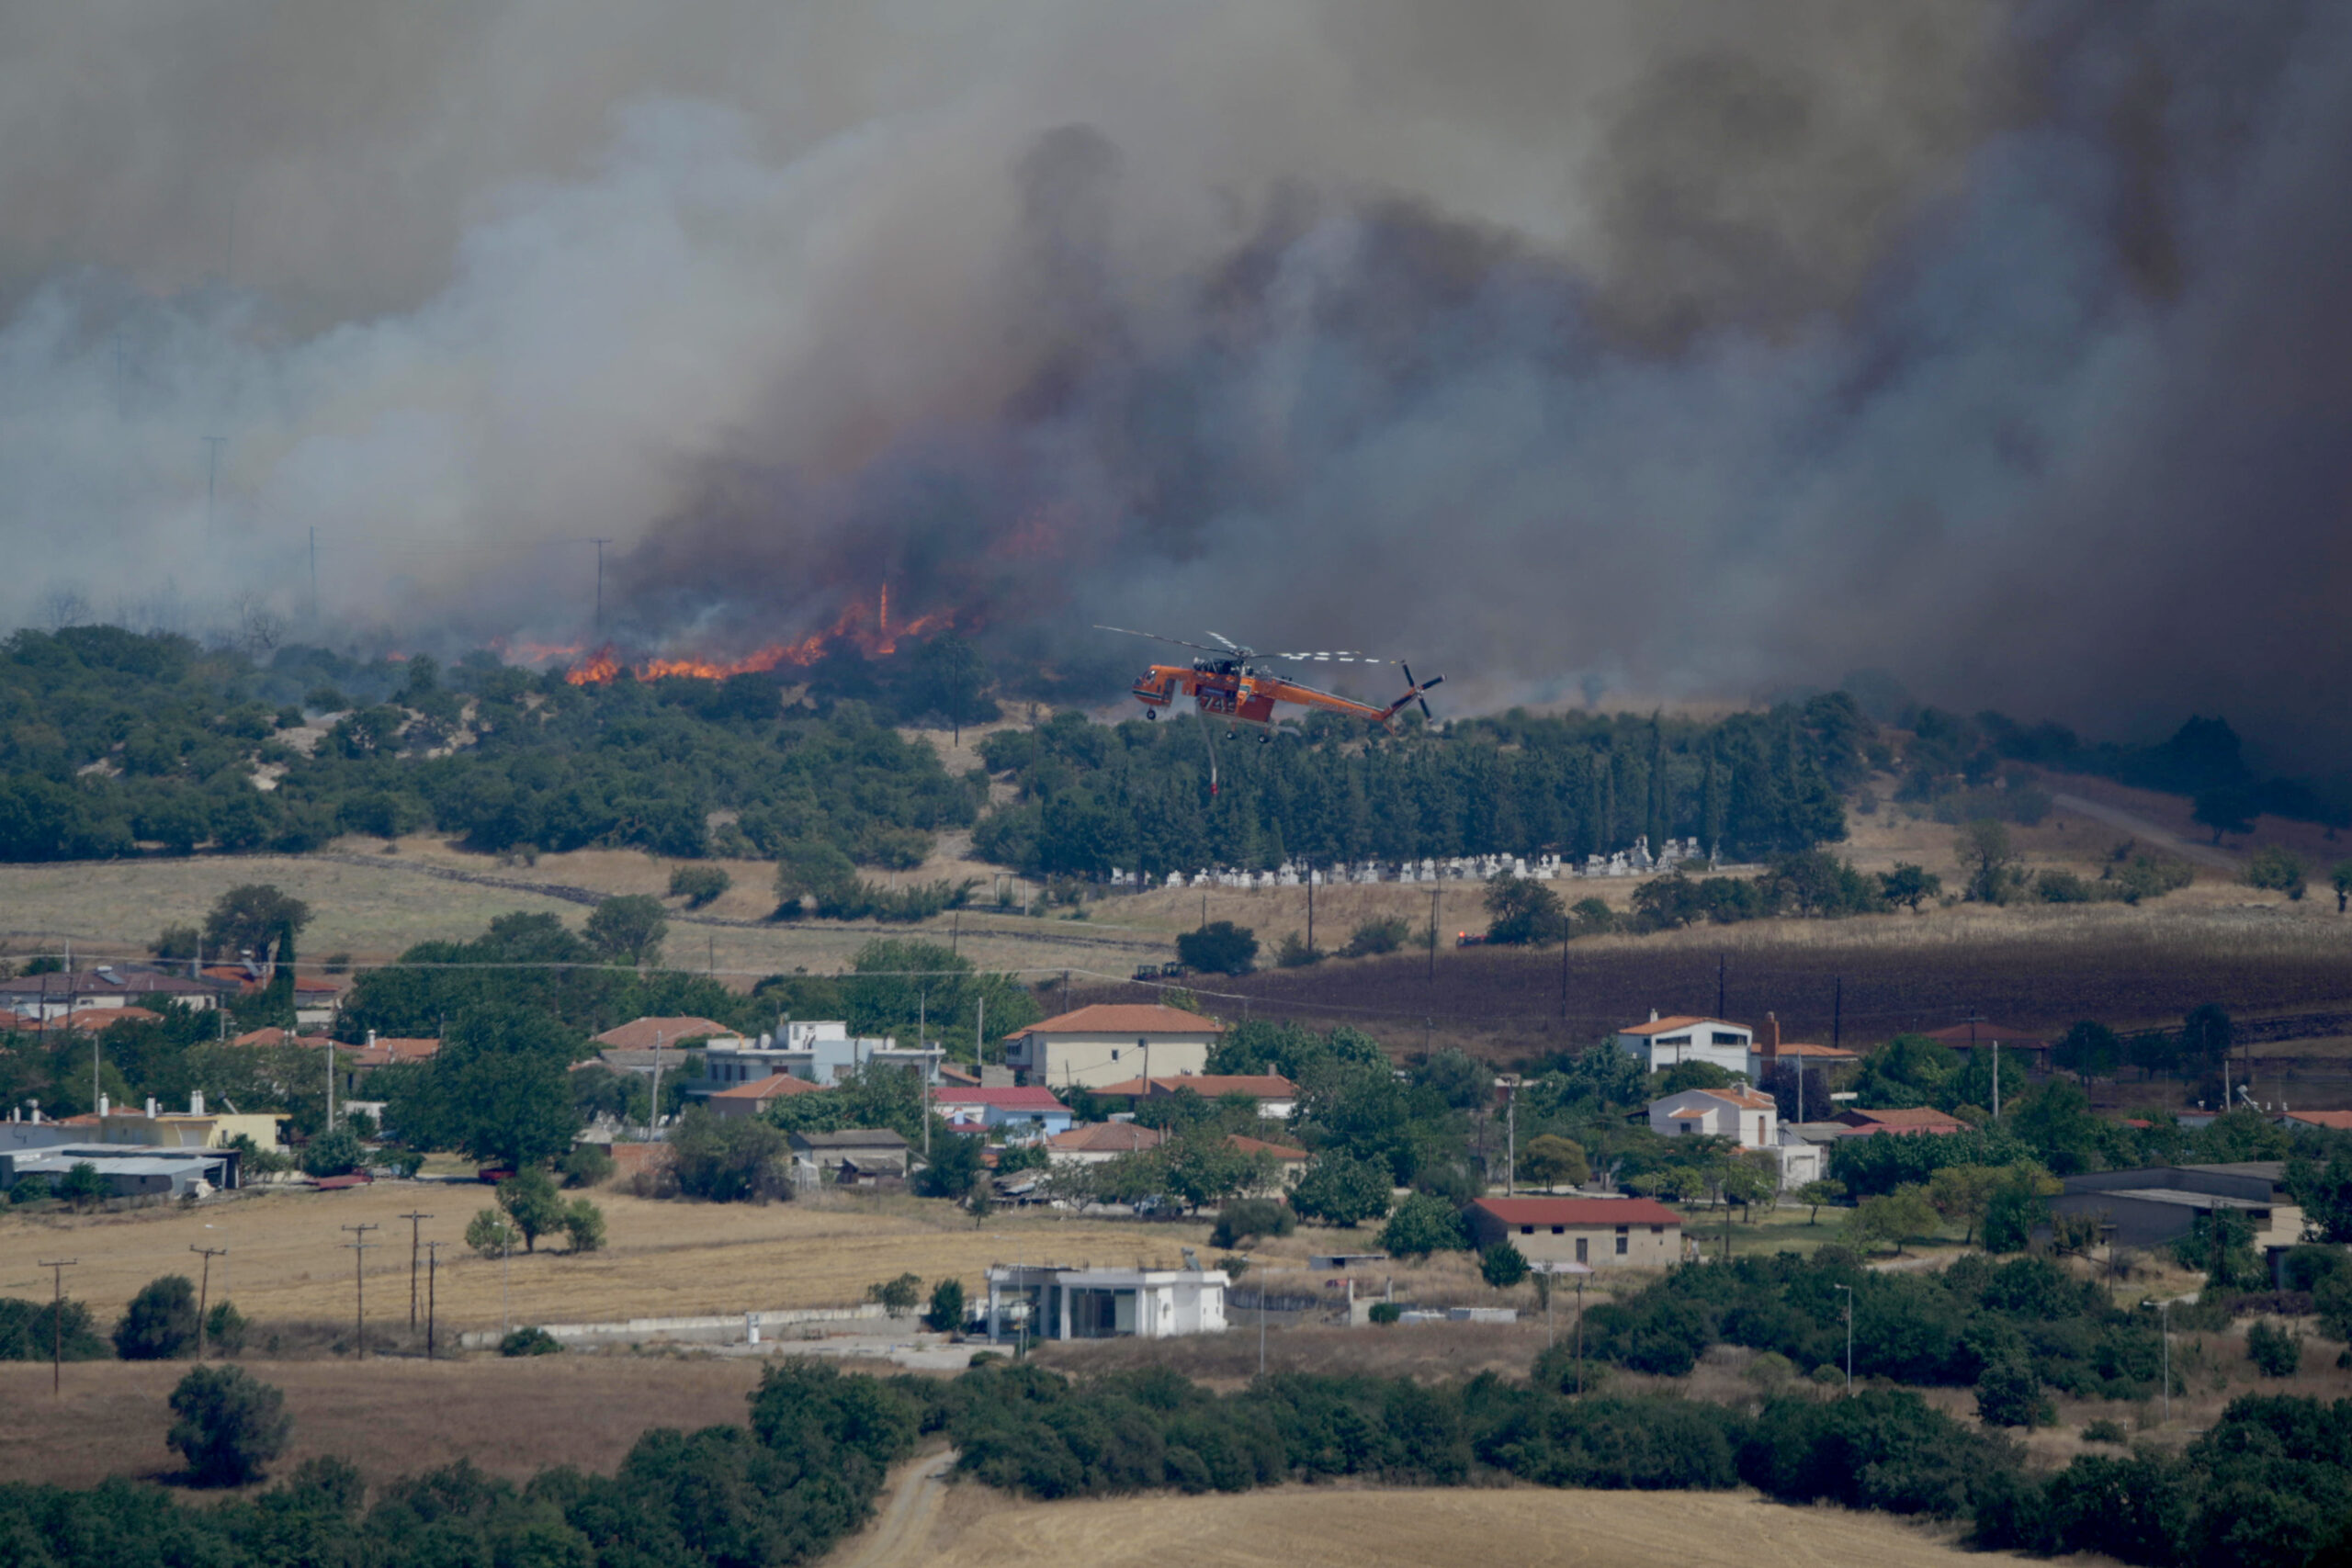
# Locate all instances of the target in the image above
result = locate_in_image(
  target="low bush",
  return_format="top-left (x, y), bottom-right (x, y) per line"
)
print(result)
top-left (499, 1326), bottom-right (562, 1357)
top-left (1210, 1199), bottom-right (1295, 1249)
top-left (114, 1276), bottom-right (200, 1360)
top-left (167, 1365), bottom-right (291, 1485)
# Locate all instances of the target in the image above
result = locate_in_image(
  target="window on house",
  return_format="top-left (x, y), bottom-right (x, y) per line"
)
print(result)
top-left (1576, 1237), bottom-right (1589, 1262)
top-left (1615, 1233), bottom-right (1628, 1255)
top-left (1550, 1224), bottom-right (1565, 1235)
top-left (1658, 1034), bottom-right (1690, 1047)
top-left (1711, 1032), bottom-right (1743, 1044)
top-left (1651, 1225), bottom-right (1664, 1235)
top-left (1521, 1224), bottom-right (1534, 1235)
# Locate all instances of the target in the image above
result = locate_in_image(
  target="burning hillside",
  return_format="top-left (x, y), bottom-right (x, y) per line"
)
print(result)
top-left (548, 587), bottom-right (957, 685)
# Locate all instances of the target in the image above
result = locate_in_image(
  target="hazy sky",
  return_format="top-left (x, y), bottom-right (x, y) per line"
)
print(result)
top-left (1, 3), bottom-right (2346, 760)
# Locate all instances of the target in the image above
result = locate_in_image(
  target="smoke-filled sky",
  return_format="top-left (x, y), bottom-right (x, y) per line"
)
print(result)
top-left (2, 2), bottom-right (2347, 760)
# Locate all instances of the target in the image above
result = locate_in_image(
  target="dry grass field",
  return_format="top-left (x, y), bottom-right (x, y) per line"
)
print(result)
top-left (0, 1355), bottom-right (767, 1491)
top-left (0, 1179), bottom-right (1212, 1333)
top-left (883, 1483), bottom-right (2063, 1568)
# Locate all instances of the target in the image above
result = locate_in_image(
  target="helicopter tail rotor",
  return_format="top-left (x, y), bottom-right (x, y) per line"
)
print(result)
top-left (1384, 663), bottom-right (1444, 724)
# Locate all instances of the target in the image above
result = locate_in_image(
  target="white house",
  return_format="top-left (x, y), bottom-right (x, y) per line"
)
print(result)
top-left (1650, 1085), bottom-right (1823, 1188)
top-left (702, 1021), bottom-right (942, 1089)
top-left (985, 1261), bottom-right (1227, 1341)
top-left (1091, 1073), bottom-right (1298, 1119)
top-left (1614, 1013), bottom-right (1753, 1076)
top-left (1003, 1005), bottom-right (1224, 1089)
top-left (929, 1085), bottom-right (1074, 1139)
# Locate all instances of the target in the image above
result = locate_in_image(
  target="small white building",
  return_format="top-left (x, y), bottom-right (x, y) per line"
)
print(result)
top-left (1614, 1013), bottom-right (1753, 1076)
top-left (1650, 1085), bottom-right (1822, 1189)
top-left (985, 1262), bottom-right (1227, 1341)
top-left (1003, 1005), bottom-right (1224, 1090)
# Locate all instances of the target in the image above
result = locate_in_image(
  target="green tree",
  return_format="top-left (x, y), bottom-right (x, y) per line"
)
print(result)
top-left (1177, 920), bottom-right (1258, 975)
top-left (1480, 1240), bottom-right (1529, 1289)
top-left (56, 1160), bottom-right (107, 1210)
top-left (561, 1198), bottom-right (607, 1253)
top-left (584, 895), bottom-right (668, 965)
top-left (204, 1301), bottom-right (248, 1357)
top-left (1973, 1353), bottom-right (2050, 1428)
top-left (1847, 1184), bottom-right (1938, 1256)
top-left (1517, 1134), bottom-right (1589, 1190)
top-left (2052, 1021), bottom-right (2120, 1085)
top-left (2192, 784), bottom-right (2259, 843)
top-left (1340, 915), bottom-right (1412, 957)
top-left (669, 1107), bottom-right (792, 1201)
top-left (774, 840), bottom-right (860, 915)
top-left (1879, 863), bottom-right (1941, 912)
top-left (1953, 819), bottom-right (2018, 904)
top-left (1926, 1165), bottom-right (2002, 1246)
top-left (1796, 1178), bottom-right (1845, 1224)
top-left (1483, 875), bottom-right (1567, 944)
top-left (2178, 1004), bottom-right (2235, 1077)
top-left (917, 1134), bottom-right (983, 1200)
top-left (465, 1208), bottom-right (519, 1258)
top-left (910, 633), bottom-right (994, 742)
top-left (496, 1168), bottom-right (567, 1254)
top-left (202, 884), bottom-right (312, 970)
top-left (167, 1365), bottom-right (291, 1486)
top-left (115, 1275), bottom-right (201, 1359)
top-left (388, 1007), bottom-right (583, 1170)
top-left (2333, 860), bottom-right (2352, 914)
top-left (868, 1272), bottom-right (923, 1314)
top-left (300, 1123), bottom-right (365, 1178)
top-left (1380, 1192), bottom-right (1467, 1257)
top-left (923, 1278), bottom-right (967, 1334)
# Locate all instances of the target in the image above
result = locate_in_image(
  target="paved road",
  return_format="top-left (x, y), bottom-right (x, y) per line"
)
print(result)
top-left (831, 1449), bottom-right (958, 1568)
top-left (2052, 792), bottom-right (2240, 871)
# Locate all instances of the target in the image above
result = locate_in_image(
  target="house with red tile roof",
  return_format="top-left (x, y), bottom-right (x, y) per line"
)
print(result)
top-left (1836, 1106), bottom-right (1971, 1136)
top-left (1004, 1004), bottom-right (1224, 1090)
top-left (1464, 1196), bottom-right (1684, 1268)
top-left (1044, 1122), bottom-right (1168, 1165)
top-left (594, 1016), bottom-right (733, 1051)
top-left (707, 1073), bottom-right (828, 1120)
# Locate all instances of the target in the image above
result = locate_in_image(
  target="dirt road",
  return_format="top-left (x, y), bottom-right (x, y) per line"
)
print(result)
top-left (827, 1450), bottom-right (958, 1568)
top-left (2052, 792), bottom-right (2239, 871)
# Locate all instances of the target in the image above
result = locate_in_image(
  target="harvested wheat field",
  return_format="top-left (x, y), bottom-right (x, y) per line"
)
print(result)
top-left (886, 1483), bottom-right (2068, 1568)
top-left (0, 1355), bottom-right (766, 1491)
top-left (0, 1180), bottom-right (1209, 1333)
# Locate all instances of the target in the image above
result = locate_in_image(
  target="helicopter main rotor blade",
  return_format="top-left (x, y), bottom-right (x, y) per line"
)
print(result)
top-left (1204, 631), bottom-right (1255, 658)
top-left (1093, 624), bottom-right (1233, 657)
top-left (1272, 650), bottom-right (1387, 664)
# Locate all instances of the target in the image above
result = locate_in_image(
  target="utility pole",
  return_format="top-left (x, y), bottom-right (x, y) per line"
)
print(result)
top-left (1503, 1077), bottom-right (1518, 1196)
top-left (398, 1211), bottom-right (433, 1329)
top-left (976, 994), bottom-right (986, 1070)
top-left (39, 1259), bottom-right (75, 1396)
top-left (309, 526), bottom-right (319, 623)
top-left (201, 436), bottom-right (226, 535)
top-left (1560, 932), bottom-right (1570, 1023)
top-left (1574, 1273), bottom-right (1586, 1395)
top-left (342, 1224), bottom-right (379, 1358)
top-left (591, 538), bottom-right (612, 633)
top-left (325, 1037), bottom-right (335, 1131)
top-left (1716, 953), bottom-right (1725, 1019)
top-left (189, 1245), bottom-right (226, 1358)
top-left (424, 1240), bottom-right (445, 1359)
top-left (648, 1032), bottom-right (664, 1141)
top-left (2160, 1298), bottom-right (2171, 1424)
top-left (1832, 976), bottom-right (1843, 1051)
top-left (1428, 889), bottom-right (1440, 983)
top-left (1305, 860), bottom-right (1315, 956)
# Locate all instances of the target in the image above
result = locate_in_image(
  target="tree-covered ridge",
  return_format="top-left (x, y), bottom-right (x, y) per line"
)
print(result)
top-left (973, 694), bottom-right (1867, 877)
top-left (0, 629), bottom-right (981, 865)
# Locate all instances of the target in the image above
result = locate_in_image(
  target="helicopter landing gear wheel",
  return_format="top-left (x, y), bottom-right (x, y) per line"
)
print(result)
top-left (1258, 732), bottom-right (1272, 745)
top-left (1146, 709), bottom-right (1156, 721)
top-left (1227, 729), bottom-right (1238, 740)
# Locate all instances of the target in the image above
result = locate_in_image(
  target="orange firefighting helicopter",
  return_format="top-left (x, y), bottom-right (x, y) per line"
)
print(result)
top-left (1096, 625), bottom-right (1442, 789)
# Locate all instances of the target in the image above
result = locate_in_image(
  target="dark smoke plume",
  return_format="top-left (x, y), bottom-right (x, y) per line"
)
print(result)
top-left (2, 4), bottom-right (2347, 761)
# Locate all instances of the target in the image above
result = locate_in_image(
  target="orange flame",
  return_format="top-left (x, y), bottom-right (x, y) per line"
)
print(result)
top-left (560, 591), bottom-right (954, 685)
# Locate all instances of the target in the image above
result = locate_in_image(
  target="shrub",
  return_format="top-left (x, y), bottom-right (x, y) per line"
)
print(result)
top-left (1340, 914), bottom-right (1411, 957)
top-left (559, 1142), bottom-right (614, 1188)
top-left (1480, 1241), bottom-right (1529, 1289)
top-left (0, 1296), bottom-right (109, 1360)
top-left (115, 1275), bottom-right (201, 1360)
top-left (465, 1208), bottom-right (519, 1257)
top-left (1176, 920), bottom-right (1257, 975)
top-left (204, 1302), bottom-right (247, 1357)
top-left (2246, 1319), bottom-right (2302, 1377)
top-left (1368, 1302), bottom-right (1402, 1325)
top-left (499, 1326), bottom-right (562, 1357)
top-left (668, 864), bottom-right (732, 908)
top-left (2081, 1417), bottom-right (2128, 1445)
top-left (1380, 1193), bottom-right (1467, 1258)
top-left (2247, 846), bottom-right (2308, 899)
top-left (300, 1124), bottom-right (366, 1178)
top-left (167, 1365), bottom-right (291, 1485)
top-left (561, 1198), bottom-right (606, 1253)
top-left (668, 1107), bottom-right (792, 1201)
top-left (1210, 1198), bottom-right (1295, 1249)
top-left (924, 1278), bottom-right (967, 1334)
top-left (9, 1174), bottom-right (52, 1204)
top-left (57, 1160), bottom-right (107, 1209)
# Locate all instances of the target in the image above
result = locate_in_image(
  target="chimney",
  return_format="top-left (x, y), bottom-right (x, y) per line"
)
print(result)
top-left (1647, 1008), bottom-right (1659, 1022)
top-left (368, 1029), bottom-right (378, 1048)
top-left (1766, 1012), bottom-right (1781, 1053)
top-left (97, 1093), bottom-right (108, 1117)
top-left (190, 1090), bottom-right (205, 1116)
top-left (145, 1097), bottom-right (158, 1118)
